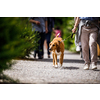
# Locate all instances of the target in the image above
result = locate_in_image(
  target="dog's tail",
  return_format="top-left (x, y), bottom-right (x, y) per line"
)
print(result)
top-left (56, 33), bottom-right (60, 37)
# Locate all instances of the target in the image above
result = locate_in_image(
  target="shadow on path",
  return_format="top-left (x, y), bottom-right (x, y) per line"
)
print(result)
top-left (91, 69), bottom-right (100, 71)
top-left (61, 66), bottom-right (79, 70)
top-left (18, 58), bottom-right (100, 64)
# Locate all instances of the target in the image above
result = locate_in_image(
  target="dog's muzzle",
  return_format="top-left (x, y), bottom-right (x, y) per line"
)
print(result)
top-left (49, 48), bottom-right (52, 52)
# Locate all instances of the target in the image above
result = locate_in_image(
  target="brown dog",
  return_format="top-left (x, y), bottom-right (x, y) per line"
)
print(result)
top-left (49, 34), bottom-right (64, 67)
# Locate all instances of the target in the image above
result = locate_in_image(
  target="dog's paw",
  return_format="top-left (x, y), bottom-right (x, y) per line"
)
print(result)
top-left (55, 65), bottom-right (58, 68)
top-left (53, 65), bottom-right (55, 67)
top-left (59, 63), bottom-right (62, 67)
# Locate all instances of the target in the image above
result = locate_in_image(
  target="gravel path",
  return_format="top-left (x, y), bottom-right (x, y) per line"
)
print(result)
top-left (3, 48), bottom-right (100, 84)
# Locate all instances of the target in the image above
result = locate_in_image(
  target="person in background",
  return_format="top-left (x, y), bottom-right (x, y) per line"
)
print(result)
top-left (29, 17), bottom-right (48, 59)
top-left (45, 17), bottom-right (55, 58)
top-left (54, 26), bottom-right (62, 37)
top-left (72, 17), bottom-right (100, 70)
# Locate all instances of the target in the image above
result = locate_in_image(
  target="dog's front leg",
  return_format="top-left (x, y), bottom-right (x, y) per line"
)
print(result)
top-left (52, 52), bottom-right (55, 67)
top-left (59, 52), bottom-right (64, 67)
top-left (54, 53), bottom-right (58, 67)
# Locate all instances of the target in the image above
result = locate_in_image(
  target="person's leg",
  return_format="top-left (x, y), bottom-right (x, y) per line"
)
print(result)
top-left (89, 28), bottom-right (98, 69)
top-left (38, 32), bottom-right (42, 59)
top-left (34, 31), bottom-right (39, 58)
top-left (89, 32), bottom-right (98, 62)
top-left (46, 32), bottom-right (51, 58)
top-left (44, 40), bottom-right (47, 49)
top-left (40, 32), bottom-right (45, 58)
top-left (81, 27), bottom-right (90, 64)
top-left (34, 50), bottom-right (38, 58)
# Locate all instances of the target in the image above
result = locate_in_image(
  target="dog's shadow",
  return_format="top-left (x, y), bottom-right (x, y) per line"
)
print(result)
top-left (61, 66), bottom-right (79, 70)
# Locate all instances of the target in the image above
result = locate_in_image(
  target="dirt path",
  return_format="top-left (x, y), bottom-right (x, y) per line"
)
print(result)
top-left (3, 49), bottom-right (100, 84)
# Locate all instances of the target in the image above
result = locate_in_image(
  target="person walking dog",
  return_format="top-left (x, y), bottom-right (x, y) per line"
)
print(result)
top-left (72, 17), bottom-right (100, 70)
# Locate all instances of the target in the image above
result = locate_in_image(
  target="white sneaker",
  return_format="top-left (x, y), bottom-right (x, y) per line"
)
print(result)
top-left (76, 45), bottom-right (81, 51)
top-left (84, 64), bottom-right (90, 70)
top-left (91, 62), bottom-right (97, 70)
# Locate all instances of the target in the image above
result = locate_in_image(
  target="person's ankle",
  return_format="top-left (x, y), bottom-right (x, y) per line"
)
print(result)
top-left (48, 55), bottom-right (50, 58)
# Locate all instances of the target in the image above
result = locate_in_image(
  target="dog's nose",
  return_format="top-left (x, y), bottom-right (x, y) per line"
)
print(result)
top-left (49, 48), bottom-right (51, 51)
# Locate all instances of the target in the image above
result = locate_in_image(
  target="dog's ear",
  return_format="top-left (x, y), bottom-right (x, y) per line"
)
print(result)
top-left (56, 42), bottom-right (60, 52)
top-left (57, 40), bottom-right (61, 46)
top-left (58, 40), bottom-right (61, 45)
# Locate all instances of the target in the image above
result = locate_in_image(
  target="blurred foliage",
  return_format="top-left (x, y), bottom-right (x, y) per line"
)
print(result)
top-left (0, 17), bottom-right (76, 73)
top-left (20, 18), bottom-right (39, 58)
top-left (0, 17), bottom-right (38, 73)
top-left (53, 17), bottom-right (76, 52)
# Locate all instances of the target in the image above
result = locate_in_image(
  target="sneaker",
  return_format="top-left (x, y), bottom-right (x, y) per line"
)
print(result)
top-left (84, 64), bottom-right (90, 70)
top-left (38, 56), bottom-right (43, 59)
top-left (91, 62), bottom-right (97, 70)
top-left (76, 45), bottom-right (81, 52)
top-left (48, 55), bottom-right (50, 58)
top-left (34, 54), bottom-right (36, 59)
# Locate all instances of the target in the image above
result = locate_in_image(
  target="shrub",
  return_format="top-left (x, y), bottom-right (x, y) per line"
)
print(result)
top-left (20, 18), bottom-right (39, 58)
top-left (54, 17), bottom-right (76, 52)
top-left (0, 17), bottom-right (38, 73)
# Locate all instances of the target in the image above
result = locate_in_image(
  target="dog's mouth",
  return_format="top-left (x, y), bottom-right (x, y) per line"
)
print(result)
top-left (49, 48), bottom-right (52, 52)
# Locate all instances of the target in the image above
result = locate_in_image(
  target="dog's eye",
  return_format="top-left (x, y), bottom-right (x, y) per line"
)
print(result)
top-left (53, 44), bottom-right (55, 46)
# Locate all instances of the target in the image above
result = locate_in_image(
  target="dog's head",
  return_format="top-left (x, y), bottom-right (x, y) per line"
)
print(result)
top-left (49, 40), bottom-right (61, 52)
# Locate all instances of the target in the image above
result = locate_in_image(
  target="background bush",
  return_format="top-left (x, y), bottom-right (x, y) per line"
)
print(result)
top-left (0, 17), bottom-right (76, 73)
top-left (20, 18), bottom-right (39, 58)
top-left (54, 17), bottom-right (76, 52)
top-left (0, 17), bottom-right (38, 73)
